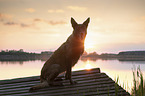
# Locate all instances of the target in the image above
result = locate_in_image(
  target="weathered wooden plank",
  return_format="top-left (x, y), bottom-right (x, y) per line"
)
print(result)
top-left (40, 86), bottom-right (128, 96)
top-left (7, 84), bottom-right (128, 96)
top-left (0, 76), bottom-right (40, 85)
top-left (0, 77), bottom-right (113, 95)
top-left (0, 71), bottom-right (104, 90)
top-left (0, 68), bottom-right (130, 96)
top-left (0, 76), bottom-right (116, 95)
top-left (0, 68), bottom-right (100, 85)
top-left (66, 89), bottom-right (130, 96)
top-left (3, 83), bottom-right (111, 96)
top-left (0, 76), bottom-right (113, 95)
top-left (3, 82), bottom-right (129, 96)
top-left (0, 72), bottom-right (104, 89)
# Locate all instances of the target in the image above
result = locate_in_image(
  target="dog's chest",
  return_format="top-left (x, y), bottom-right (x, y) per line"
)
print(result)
top-left (68, 42), bottom-right (84, 57)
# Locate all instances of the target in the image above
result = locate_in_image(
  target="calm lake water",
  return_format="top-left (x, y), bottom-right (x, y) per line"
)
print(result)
top-left (0, 59), bottom-right (145, 93)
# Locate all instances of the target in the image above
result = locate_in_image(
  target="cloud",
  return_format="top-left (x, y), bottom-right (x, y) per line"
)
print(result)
top-left (47, 21), bottom-right (66, 25)
top-left (25, 8), bottom-right (36, 13)
top-left (67, 6), bottom-right (87, 12)
top-left (140, 16), bottom-right (145, 21)
top-left (0, 13), bottom-right (13, 22)
top-left (0, 13), bottom-right (13, 19)
top-left (33, 18), bottom-right (42, 22)
top-left (2, 17), bottom-right (66, 29)
top-left (48, 9), bottom-right (64, 13)
top-left (33, 18), bottom-right (67, 25)
top-left (20, 23), bottom-right (31, 27)
top-left (4, 21), bottom-right (18, 25)
top-left (3, 21), bottom-right (32, 28)
top-left (0, 13), bottom-right (31, 28)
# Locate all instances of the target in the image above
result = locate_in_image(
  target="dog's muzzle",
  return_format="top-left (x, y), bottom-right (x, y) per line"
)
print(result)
top-left (78, 32), bottom-right (85, 40)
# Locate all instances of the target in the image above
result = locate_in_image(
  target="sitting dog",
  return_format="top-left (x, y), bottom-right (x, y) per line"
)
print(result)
top-left (29, 17), bottom-right (90, 91)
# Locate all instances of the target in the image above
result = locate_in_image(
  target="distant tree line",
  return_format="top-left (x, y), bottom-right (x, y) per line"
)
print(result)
top-left (118, 51), bottom-right (145, 56)
top-left (0, 49), bottom-right (53, 61)
top-left (117, 51), bottom-right (145, 61)
top-left (0, 49), bottom-right (145, 61)
top-left (82, 51), bottom-right (145, 61)
top-left (0, 49), bottom-right (36, 55)
top-left (0, 49), bottom-right (40, 61)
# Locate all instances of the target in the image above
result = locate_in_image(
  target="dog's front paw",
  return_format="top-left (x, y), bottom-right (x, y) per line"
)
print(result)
top-left (65, 77), bottom-right (69, 80)
top-left (70, 80), bottom-right (77, 85)
top-left (29, 87), bottom-right (36, 92)
top-left (54, 77), bottom-right (63, 81)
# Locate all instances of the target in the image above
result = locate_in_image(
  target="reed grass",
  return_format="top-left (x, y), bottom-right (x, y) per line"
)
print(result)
top-left (131, 66), bottom-right (145, 96)
top-left (114, 76), bottom-right (119, 96)
top-left (113, 66), bottom-right (144, 96)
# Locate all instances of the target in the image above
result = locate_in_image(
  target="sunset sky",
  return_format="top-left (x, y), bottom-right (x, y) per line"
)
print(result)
top-left (0, 0), bottom-right (145, 54)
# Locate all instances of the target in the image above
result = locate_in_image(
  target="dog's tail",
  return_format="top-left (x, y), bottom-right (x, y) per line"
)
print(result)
top-left (29, 81), bottom-right (49, 92)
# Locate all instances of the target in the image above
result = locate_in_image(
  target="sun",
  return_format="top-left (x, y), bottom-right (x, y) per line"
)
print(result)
top-left (84, 36), bottom-right (95, 53)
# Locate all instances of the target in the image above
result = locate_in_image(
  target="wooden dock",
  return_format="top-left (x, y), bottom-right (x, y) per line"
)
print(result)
top-left (0, 68), bottom-right (130, 96)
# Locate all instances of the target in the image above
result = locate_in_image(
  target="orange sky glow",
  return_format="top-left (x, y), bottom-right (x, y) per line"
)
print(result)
top-left (0, 0), bottom-right (145, 54)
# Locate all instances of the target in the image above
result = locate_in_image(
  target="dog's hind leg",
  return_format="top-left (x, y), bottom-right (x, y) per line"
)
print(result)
top-left (46, 64), bottom-right (63, 86)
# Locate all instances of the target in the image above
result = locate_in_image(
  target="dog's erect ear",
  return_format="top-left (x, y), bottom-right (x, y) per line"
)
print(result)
top-left (83, 17), bottom-right (90, 27)
top-left (71, 17), bottom-right (78, 29)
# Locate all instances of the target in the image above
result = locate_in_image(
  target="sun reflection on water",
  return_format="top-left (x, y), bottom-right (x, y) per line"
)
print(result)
top-left (85, 63), bottom-right (92, 70)
top-left (72, 60), bottom-right (97, 71)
